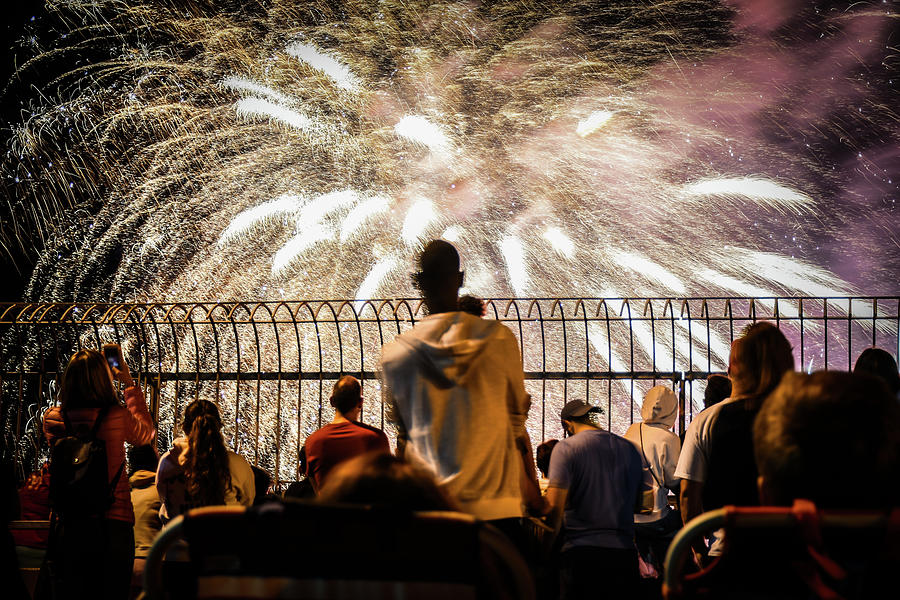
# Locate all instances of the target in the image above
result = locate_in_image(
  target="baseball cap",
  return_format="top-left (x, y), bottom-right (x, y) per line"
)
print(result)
top-left (560, 400), bottom-right (602, 421)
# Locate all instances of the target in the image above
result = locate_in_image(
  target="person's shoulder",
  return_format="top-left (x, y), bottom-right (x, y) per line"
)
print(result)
top-left (483, 318), bottom-right (516, 341)
top-left (227, 450), bottom-right (253, 474)
top-left (550, 436), bottom-right (576, 462)
top-left (643, 423), bottom-right (679, 442)
top-left (686, 399), bottom-right (730, 433)
top-left (352, 421), bottom-right (388, 437)
top-left (698, 397), bottom-right (739, 429)
top-left (43, 406), bottom-right (63, 432)
top-left (156, 448), bottom-right (179, 479)
top-left (623, 422), bottom-right (640, 442)
top-left (567, 429), bottom-right (606, 449)
top-left (305, 424), bottom-right (330, 442)
top-left (611, 430), bottom-right (642, 455)
top-left (714, 396), bottom-right (752, 417)
top-left (380, 330), bottom-right (418, 369)
top-left (105, 403), bottom-right (133, 421)
top-left (659, 428), bottom-right (681, 446)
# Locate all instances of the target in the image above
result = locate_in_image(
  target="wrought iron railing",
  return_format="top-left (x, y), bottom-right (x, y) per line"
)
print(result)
top-left (2, 297), bottom-right (898, 484)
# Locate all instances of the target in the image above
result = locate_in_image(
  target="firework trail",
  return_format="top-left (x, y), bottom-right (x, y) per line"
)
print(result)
top-left (1, 1), bottom-right (899, 467)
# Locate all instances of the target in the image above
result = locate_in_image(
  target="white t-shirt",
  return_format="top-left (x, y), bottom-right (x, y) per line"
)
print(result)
top-left (674, 398), bottom-right (734, 483)
top-left (674, 398), bottom-right (735, 555)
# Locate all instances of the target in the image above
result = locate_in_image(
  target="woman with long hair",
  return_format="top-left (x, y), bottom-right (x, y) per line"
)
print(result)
top-left (156, 399), bottom-right (254, 522)
top-left (43, 345), bottom-right (156, 600)
top-left (676, 322), bottom-right (794, 565)
top-left (155, 400), bottom-right (254, 598)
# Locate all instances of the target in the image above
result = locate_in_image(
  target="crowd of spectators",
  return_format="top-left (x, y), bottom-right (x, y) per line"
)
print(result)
top-left (4, 239), bottom-right (900, 600)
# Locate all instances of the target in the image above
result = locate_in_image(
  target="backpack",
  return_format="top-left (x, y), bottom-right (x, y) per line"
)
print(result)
top-left (48, 405), bottom-right (124, 518)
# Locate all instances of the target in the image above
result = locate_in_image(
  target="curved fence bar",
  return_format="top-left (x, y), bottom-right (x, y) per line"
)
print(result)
top-left (2, 296), bottom-right (898, 484)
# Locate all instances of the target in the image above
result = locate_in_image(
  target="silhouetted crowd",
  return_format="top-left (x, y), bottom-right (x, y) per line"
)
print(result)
top-left (6, 240), bottom-right (900, 600)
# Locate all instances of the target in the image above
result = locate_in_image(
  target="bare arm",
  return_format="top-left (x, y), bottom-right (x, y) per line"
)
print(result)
top-left (516, 434), bottom-right (547, 515)
top-left (680, 478), bottom-right (708, 561)
top-left (545, 486), bottom-right (568, 536)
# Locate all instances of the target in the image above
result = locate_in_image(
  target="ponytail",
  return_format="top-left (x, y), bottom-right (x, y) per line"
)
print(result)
top-left (182, 400), bottom-right (232, 506)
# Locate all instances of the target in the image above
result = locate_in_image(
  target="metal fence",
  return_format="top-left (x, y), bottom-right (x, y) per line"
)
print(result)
top-left (2, 296), bottom-right (898, 484)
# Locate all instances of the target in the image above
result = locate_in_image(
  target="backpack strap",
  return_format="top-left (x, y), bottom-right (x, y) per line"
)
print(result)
top-left (640, 424), bottom-right (664, 490)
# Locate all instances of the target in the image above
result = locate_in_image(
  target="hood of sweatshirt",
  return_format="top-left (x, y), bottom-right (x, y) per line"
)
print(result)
top-left (641, 385), bottom-right (677, 428)
top-left (393, 311), bottom-right (505, 389)
top-left (129, 469), bottom-right (156, 489)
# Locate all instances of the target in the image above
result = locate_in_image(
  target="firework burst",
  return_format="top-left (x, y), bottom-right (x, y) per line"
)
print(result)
top-left (1, 2), bottom-right (899, 462)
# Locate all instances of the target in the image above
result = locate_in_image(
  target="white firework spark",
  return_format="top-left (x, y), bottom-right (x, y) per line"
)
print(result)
top-left (220, 76), bottom-right (296, 107)
top-left (610, 252), bottom-right (687, 295)
top-left (682, 177), bottom-right (813, 214)
top-left (285, 42), bottom-right (361, 92)
top-left (394, 115), bottom-right (453, 154)
top-left (499, 236), bottom-right (529, 297)
top-left (340, 195), bottom-right (391, 243)
top-left (218, 194), bottom-right (303, 245)
top-left (576, 110), bottom-right (614, 137)
top-left (543, 226), bottom-right (576, 259)
top-left (234, 97), bottom-right (319, 132)
top-left (400, 198), bottom-right (439, 244)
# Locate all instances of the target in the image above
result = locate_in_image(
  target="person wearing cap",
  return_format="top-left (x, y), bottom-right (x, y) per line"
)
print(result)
top-left (547, 400), bottom-right (643, 599)
top-left (305, 375), bottom-right (391, 493)
top-left (380, 240), bottom-right (545, 537)
top-left (624, 385), bottom-right (683, 579)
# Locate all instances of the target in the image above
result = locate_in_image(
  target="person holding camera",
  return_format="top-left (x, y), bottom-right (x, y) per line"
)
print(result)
top-left (43, 345), bottom-right (156, 600)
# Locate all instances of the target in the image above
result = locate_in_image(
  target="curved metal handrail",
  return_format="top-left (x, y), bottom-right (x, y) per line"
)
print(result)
top-left (2, 296), bottom-right (897, 481)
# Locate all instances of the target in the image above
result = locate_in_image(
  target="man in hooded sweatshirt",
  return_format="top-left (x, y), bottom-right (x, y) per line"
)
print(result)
top-left (380, 240), bottom-right (545, 537)
top-left (624, 385), bottom-right (682, 578)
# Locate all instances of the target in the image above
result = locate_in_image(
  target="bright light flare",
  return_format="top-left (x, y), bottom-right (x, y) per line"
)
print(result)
top-left (401, 198), bottom-right (438, 244)
top-left (394, 115), bottom-right (452, 153)
top-left (576, 110), bottom-right (614, 137)
top-left (218, 194), bottom-right (302, 245)
top-left (499, 236), bottom-right (529, 296)
top-left (235, 97), bottom-right (317, 132)
top-left (285, 42), bottom-right (360, 91)
top-left (683, 177), bottom-right (812, 214)
top-left (441, 226), bottom-right (461, 242)
top-left (543, 226), bottom-right (575, 258)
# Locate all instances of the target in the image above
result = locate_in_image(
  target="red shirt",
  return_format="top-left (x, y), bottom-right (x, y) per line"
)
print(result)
top-left (305, 421), bottom-right (390, 491)
top-left (43, 386), bottom-right (156, 523)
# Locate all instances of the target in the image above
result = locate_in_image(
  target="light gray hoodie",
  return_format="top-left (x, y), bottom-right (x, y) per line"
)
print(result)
top-left (381, 311), bottom-right (531, 520)
top-left (624, 385), bottom-right (682, 522)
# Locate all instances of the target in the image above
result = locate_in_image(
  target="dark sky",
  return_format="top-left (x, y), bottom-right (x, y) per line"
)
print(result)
top-left (1, 1), bottom-right (45, 299)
